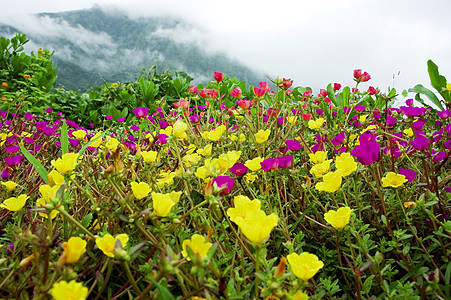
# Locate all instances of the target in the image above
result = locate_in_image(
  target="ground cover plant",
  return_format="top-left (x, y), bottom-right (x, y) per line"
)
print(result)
top-left (0, 34), bottom-right (451, 299)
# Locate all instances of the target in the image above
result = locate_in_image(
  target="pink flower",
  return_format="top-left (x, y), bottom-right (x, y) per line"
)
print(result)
top-left (45, 107), bottom-right (53, 113)
top-left (230, 87), bottom-right (242, 98)
top-left (253, 87), bottom-right (266, 97)
top-left (189, 85), bottom-right (199, 94)
top-left (237, 100), bottom-right (251, 110)
top-left (318, 89), bottom-right (328, 98)
top-left (333, 83), bottom-right (342, 91)
top-left (212, 176), bottom-right (235, 195)
top-left (259, 82), bottom-right (271, 92)
top-left (132, 107), bottom-right (149, 118)
top-left (279, 78), bottom-right (293, 89)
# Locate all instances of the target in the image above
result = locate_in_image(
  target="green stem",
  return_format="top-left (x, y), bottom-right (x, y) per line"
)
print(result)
top-left (56, 207), bottom-right (95, 240)
top-left (122, 261), bottom-right (142, 295)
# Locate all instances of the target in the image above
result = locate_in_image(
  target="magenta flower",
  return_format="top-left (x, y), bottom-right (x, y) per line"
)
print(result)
top-left (286, 140), bottom-right (302, 151)
top-left (432, 150), bottom-right (446, 162)
top-left (4, 156), bottom-right (23, 166)
top-left (106, 115), bottom-right (113, 120)
top-left (409, 135), bottom-right (429, 151)
top-left (229, 163), bottom-right (248, 176)
top-left (45, 107), bottom-right (52, 113)
top-left (4, 146), bottom-right (20, 153)
top-left (437, 110), bottom-right (451, 119)
top-left (157, 134), bottom-right (168, 144)
top-left (400, 106), bottom-right (426, 118)
top-left (212, 176), bottom-right (235, 195)
top-left (277, 155), bottom-right (293, 168)
top-left (331, 131), bottom-right (345, 145)
top-left (354, 105), bottom-right (365, 112)
top-left (190, 113), bottom-right (201, 123)
top-left (1, 168), bottom-right (11, 179)
top-left (159, 120), bottom-right (168, 129)
top-left (130, 125), bottom-right (140, 131)
top-left (351, 138), bottom-right (380, 165)
top-left (24, 112), bottom-right (34, 120)
top-left (24, 137), bottom-right (35, 144)
top-left (117, 118), bottom-right (126, 122)
top-left (399, 168), bottom-right (417, 182)
top-left (386, 116), bottom-right (397, 127)
top-left (133, 107), bottom-right (149, 118)
top-left (260, 158), bottom-right (279, 171)
top-left (69, 139), bottom-right (80, 147)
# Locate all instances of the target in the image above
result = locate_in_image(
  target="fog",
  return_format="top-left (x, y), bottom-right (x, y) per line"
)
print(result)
top-left (2, 0), bottom-right (451, 94)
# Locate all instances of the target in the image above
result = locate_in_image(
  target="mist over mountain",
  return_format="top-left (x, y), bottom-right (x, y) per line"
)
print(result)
top-left (1, 6), bottom-right (265, 90)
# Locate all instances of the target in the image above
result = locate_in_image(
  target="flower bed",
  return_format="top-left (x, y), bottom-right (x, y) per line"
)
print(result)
top-left (1, 64), bottom-right (451, 299)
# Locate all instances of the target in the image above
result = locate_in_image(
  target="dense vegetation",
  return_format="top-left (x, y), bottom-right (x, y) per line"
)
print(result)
top-left (0, 33), bottom-right (450, 300)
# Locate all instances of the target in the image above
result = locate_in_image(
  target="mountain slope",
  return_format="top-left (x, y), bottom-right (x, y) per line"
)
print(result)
top-left (1, 6), bottom-right (264, 90)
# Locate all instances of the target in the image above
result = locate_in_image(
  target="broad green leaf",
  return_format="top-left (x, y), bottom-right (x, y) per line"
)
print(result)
top-left (387, 88), bottom-right (396, 98)
top-left (60, 120), bottom-right (69, 155)
top-left (19, 143), bottom-right (48, 184)
top-left (427, 59), bottom-right (447, 92)
top-left (408, 84), bottom-right (444, 110)
top-left (342, 86), bottom-right (350, 107)
top-left (326, 83), bottom-right (338, 107)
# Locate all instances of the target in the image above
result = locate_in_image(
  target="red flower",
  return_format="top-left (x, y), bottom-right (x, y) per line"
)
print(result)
top-left (214, 72), bottom-right (223, 82)
top-left (318, 89), bottom-right (328, 98)
top-left (302, 114), bottom-right (312, 120)
top-left (279, 78), bottom-right (293, 89)
top-left (189, 85), bottom-right (199, 94)
top-left (333, 83), bottom-right (341, 91)
top-left (367, 86), bottom-right (378, 95)
top-left (259, 82), bottom-right (271, 92)
top-left (237, 100), bottom-right (252, 110)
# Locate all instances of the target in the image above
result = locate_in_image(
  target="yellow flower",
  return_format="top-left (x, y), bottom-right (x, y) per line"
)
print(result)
top-left (89, 132), bottom-right (103, 148)
top-left (309, 151), bottom-right (327, 164)
top-left (183, 153), bottom-right (202, 167)
top-left (39, 184), bottom-right (60, 201)
top-left (335, 152), bottom-right (357, 176)
top-left (239, 133), bottom-right (246, 142)
top-left (202, 125), bottom-right (226, 141)
top-left (292, 290), bottom-right (309, 300)
top-left (50, 280), bottom-right (88, 300)
top-left (287, 252), bottom-right (324, 281)
top-left (51, 153), bottom-right (78, 174)
top-left (161, 126), bottom-right (173, 136)
top-left (245, 157), bottom-right (264, 172)
top-left (403, 128), bottom-right (414, 137)
top-left (195, 164), bottom-right (213, 181)
top-left (95, 233), bottom-right (129, 258)
top-left (227, 195), bottom-right (261, 224)
top-left (361, 125), bottom-right (377, 134)
top-left (315, 171), bottom-right (342, 193)
top-left (231, 209), bottom-right (278, 244)
top-left (324, 207), bottom-right (352, 229)
top-left (186, 144), bottom-right (196, 154)
top-left (218, 150), bottom-right (242, 170)
top-left (309, 159), bottom-right (332, 178)
top-left (140, 151), bottom-right (158, 164)
top-left (181, 234), bottom-right (212, 260)
top-left (48, 170), bottom-right (65, 187)
top-left (72, 130), bottom-right (87, 140)
top-left (382, 172), bottom-right (407, 188)
top-left (59, 237), bottom-right (87, 264)
top-left (131, 182), bottom-right (152, 199)
top-left (156, 171), bottom-right (176, 187)
top-left (404, 201), bottom-right (416, 208)
top-left (0, 194), bottom-right (28, 211)
top-left (230, 134), bottom-right (238, 141)
top-left (447, 82), bottom-right (451, 91)
top-left (308, 118), bottom-right (325, 130)
top-left (244, 173), bottom-right (258, 181)
top-left (173, 119), bottom-right (188, 140)
top-left (1, 181), bottom-right (18, 191)
top-left (255, 129), bottom-right (271, 144)
top-left (359, 114), bottom-right (369, 124)
top-left (151, 191), bottom-right (183, 217)
top-left (288, 116), bottom-right (298, 124)
top-left (36, 198), bottom-right (59, 219)
top-left (105, 137), bottom-right (120, 151)
top-left (197, 144), bottom-right (212, 156)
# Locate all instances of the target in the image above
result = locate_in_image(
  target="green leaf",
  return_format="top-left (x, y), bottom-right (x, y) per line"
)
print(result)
top-left (19, 143), bottom-right (48, 184)
top-left (427, 59), bottom-right (447, 92)
top-left (408, 84), bottom-right (444, 110)
top-left (342, 86), bottom-right (350, 107)
top-left (149, 278), bottom-right (175, 300)
top-left (80, 213), bottom-right (93, 228)
top-left (387, 88), bottom-right (396, 98)
top-left (446, 260), bottom-right (451, 299)
top-left (326, 83), bottom-right (338, 107)
top-left (60, 120), bottom-right (69, 155)
top-left (77, 132), bottom-right (105, 158)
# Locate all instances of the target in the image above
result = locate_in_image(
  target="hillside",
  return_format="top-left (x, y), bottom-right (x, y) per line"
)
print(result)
top-left (0, 6), bottom-right (264, 90)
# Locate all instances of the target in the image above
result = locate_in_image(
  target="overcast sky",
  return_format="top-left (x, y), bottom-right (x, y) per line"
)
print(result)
top-left (2, 0), bottom-right (451, 94)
